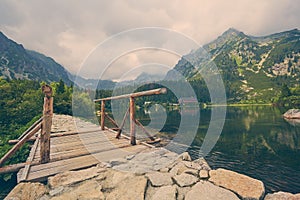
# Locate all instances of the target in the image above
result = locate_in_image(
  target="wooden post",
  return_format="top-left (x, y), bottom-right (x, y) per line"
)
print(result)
top-left (40, 85), bottom-right (53, 164)
top-left (101, 100), bottom-right (105, 130)
top-left (129, 97), bottom-right (136, 145)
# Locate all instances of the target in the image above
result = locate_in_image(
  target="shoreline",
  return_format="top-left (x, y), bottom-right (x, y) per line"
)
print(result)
top-left (5, 148), bottom-right (300, 200)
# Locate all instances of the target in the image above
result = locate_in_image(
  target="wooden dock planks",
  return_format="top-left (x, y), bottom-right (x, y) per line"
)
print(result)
top-left (17, 126), bottom-right (148, 182)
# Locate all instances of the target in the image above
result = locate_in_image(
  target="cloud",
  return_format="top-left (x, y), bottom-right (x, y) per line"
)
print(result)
top-left (0, 0), bottom-right (299, 79)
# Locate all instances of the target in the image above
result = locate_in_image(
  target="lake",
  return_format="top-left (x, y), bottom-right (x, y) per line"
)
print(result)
top-left (1, 105), bottom-right (299, 198)
top-left (138, 105), bottom-right (300, 194)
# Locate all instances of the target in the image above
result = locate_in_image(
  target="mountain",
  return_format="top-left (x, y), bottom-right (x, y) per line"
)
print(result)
top-left (68, 74), bottom-right (116, 90)
top-left (166, 28), bottom-right (300, 102)
top-left (0, 31), bottom-right (73, 85)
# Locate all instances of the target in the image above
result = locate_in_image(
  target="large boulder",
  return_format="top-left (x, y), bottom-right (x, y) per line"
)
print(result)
top-left (283, 109), bottom-right (300, 119)
top-left (5, 182), bottom-right (47, 200)
top-left (48, 166), bottom-right (105, 188)
top-left (150, 185), bottom-right (177, 200)
top-left (264, 191), bottom-right (300, 200)
top-left (173, 173), bottom-right (198, 187)
top-left (146, 172), bottom-right (173, 186)
top-left (185, 181), bottom-right (240, 200)
top-left (51, 180), bottom-right (104, 200)
top-left (209, 168), bottom-right (265, 200)
top-left (105, 174), bottom-right (148, 200)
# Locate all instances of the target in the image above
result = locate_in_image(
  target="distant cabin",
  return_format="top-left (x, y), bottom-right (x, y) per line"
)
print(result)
top-left (178, 97), bottom-right (198, 105)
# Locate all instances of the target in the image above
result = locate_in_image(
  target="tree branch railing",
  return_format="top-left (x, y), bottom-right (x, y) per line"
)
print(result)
top-left (0, 85), bottom-right (53, 168)
top-left (94, 88), bottom-right (167, 145)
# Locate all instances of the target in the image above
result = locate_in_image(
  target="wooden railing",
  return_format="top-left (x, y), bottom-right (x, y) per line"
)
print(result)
top-left (94, 88), bottom-right (167, 145)
top-left (0, 85), bottom-right (53, 167)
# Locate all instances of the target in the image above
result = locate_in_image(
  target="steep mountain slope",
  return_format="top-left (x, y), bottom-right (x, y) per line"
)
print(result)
top-left (167, 28), bottom-right (300, 102)
top-left (0, 31), bottom-right (72, 85)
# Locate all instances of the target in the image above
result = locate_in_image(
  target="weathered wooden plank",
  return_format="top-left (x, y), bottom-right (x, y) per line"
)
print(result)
top-left (19, 136), bottom-right (40, 182)
top-left (26, 144), bottom-right (147, 182)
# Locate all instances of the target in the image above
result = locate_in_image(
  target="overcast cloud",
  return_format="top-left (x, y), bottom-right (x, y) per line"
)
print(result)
top-left (0, 0), bottom-right (299, 79)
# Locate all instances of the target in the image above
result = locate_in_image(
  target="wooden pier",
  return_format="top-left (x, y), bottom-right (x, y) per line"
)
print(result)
top-left (17, 121), bottom-right (148, 182)
top-left (0, 87), bottom-right (166, 183)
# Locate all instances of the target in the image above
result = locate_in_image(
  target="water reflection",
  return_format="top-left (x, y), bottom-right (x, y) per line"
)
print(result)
top-left (136, 106), bottom-right (300, 194)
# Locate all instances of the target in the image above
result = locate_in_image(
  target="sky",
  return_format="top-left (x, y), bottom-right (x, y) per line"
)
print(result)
top-left (0, 0), bottom-right (299, 80)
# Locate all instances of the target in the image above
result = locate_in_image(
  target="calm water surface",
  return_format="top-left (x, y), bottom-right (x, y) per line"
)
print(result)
top-left (139, 105), bottom-right (300, 194)
top-left (1, 105), bottom-right (299, 198)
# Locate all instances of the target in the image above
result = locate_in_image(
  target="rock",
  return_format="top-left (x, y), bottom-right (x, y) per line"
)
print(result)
top-left (169, 162), bottom-right (189, 176)
top-left (49, 186), bottom-right (64, 196)
top-left (146, 172), bottom-right (173, 186)
top-left (177, 152), bottom-right (192, 161)
top-left (106, 174), bottom-right (147, 200)
top-left (182, 161), bottom-right (201, 170)
top-left (209, 168), bottom-right (265, 200)
top-left (126, 154), bottom-right (135, 160)
top-left (109, 157), bottom-right (127, 167)
top-left (194, 157), bottom-right (211, 170)
top-left (151, 185), bottom-right (177, 200)
top-left (5, 182), bottom-right (47, 200)
top-left (264, 191), bottom-right (300, 200)
top-left (176, 186), bottom-right (192, 200)
top-left (183, 168), bottom-right (198, 176)
top-left (185, 181), bottom-right (240, 200)
top-left (173, 173), bottom-right (198, 187)
top-left (48, 166), bottom-right (104, 188)
top-left (283, 109), bottom-right (300, 119)
top-left (159, 167), bottom-right (170, 173)
top-left (51, 180), bottom-right (104, 200)
top-left (199, 169), bottom-right (209, 179)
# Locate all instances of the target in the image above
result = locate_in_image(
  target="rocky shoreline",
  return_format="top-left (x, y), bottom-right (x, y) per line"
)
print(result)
top-left (5, 148), bottom-right (300, 200)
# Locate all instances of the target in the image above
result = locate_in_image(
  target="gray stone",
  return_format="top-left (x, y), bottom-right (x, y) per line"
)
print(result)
top-left (126, 154), bottom-right (135, 160)
top-left (209, 168), bottom-right (265, 200)
top-left (150, 185), bottom-right (177, 200)
top-left (199, 169), bottom-right (209, 179)
top-left (48, 166), bottom-right (103, 188)
top-left (169, 162), bottom-right (189, 176)
top-left (194, 157), bottom-right (211, 170)
top-left (185, 181), bottom-right (240, 200)
top-left (177, 152), bottom-right (192, 161)
top-left (182, 161), bottom-right (201, 170)
top-left (106, 174), bottom-right (147, 200)
top-left (183, 169), bottom-right (198, 176)
top-left (173, 173), bottom-right (198, 187)
top-left (49, 186), bottom-right (64, 196)
top-left (5, 182), bottom-right (48, 200)
top-left (265, 191), bottom-right (300, 200)
top-left (146, 172), bottom-right (173, 186)
top-left (51, 180), bottom-right (104, 200)
top-left (109, 157), bottom-right (127, 166)
top-left (176, 186), bottom-right (192, 200)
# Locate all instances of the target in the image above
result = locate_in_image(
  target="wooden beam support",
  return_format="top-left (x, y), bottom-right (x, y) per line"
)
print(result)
top-left (129, 97), bottom-right (136, 145)
top-left (104, 113), bottom-right (119, 128)
top-left (100, 100), bottom-right (105, 130)
top-left (0, 123), bottom-right (41, 166)
top-left (116, 107), bottom-right (130, 139)
top-left (135, 119), bottom-right (155, 141)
